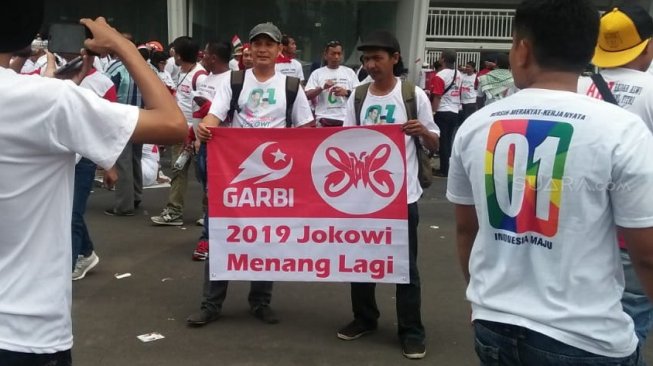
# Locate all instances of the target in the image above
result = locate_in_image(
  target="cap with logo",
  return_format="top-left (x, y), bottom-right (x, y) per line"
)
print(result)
top-left (593, 5), bottom-right (653, 68)
top-left (249, 23), bottom-right (282, 43)
top-left (357, 30), bottom-right (401, 54)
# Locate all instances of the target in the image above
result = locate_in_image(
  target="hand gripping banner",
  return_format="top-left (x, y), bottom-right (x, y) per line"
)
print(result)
top-left (207, 125), bottom-right (409, 283)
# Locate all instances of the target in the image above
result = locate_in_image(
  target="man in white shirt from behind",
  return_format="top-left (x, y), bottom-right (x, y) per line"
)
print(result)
top-left (0, 4), bottom-right (186, 365)
top-left (305, 40), bottom-right (359, 127)
top-left (448, 0), bottom-right (653, 364)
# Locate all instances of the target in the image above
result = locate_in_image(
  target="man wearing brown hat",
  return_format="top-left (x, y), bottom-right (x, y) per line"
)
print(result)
top-left (578, 4), bottom-right (653, 351)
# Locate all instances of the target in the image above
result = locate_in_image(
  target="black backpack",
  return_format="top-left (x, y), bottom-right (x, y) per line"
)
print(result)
top-left (226, 70), bottom-right (301, 127)
top-left (353, 81), bottom-right (433, 189)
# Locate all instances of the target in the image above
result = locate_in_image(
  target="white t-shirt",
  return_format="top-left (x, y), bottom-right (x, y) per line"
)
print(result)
top-left (306, 66), bottom-right (359, 121)
top-left (191, 70), bottom-right (231, 129)
top-left (0, 67), bottom-right (138, 353)
top-left (431, 68), bottom-right (462, 113)
top-left (175, 63), bottom-right (208, 124)
top-left (460, 72), bottom-right (477, 104)
top-left (80, 69), bottom-right (116, 101)
top-left (275, 59), bottom-right (305, 81)
top-left (343, 79), bottom-right (439, 204)
top-left (165, 57), bottom-right (180, 84)
top-left (446, 88), bottom-right (653, 357)
top-left (229, 58), bottom-right (240, 71)
top-left (208, 69), bottom-right (313, 128)
top-left (578, 67), bottom-right (653, 134)
top-left (142, 144), bottom-right (160, 186)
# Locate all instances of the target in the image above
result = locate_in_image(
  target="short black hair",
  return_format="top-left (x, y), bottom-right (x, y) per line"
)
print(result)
top-left (205, 40), bottom-right (232, 64)
top-left (150, 51), bottom-right (167, 66)
top-left (466, 61), bottom-right (476, 69)
top-left (1, 2), bottom-right (44, 53)
top-left (281, 34), bottom-right (294, 47)
top-left (173, 36), bottom-right (199, 63)
top-left (513, 0), bottom-right (599, 73)
top-left (441, 50), bottom-right (457, 67)
top-left (137, 47), bottom-right (150, 61)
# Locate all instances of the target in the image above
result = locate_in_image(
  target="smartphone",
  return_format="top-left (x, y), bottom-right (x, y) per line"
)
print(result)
top-left (53, 56), bottom-right (83, 76)
top-left (48, 23), bottom-right (94, 55)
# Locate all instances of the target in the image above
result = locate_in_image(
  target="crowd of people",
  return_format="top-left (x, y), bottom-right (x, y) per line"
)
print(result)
top-left (3, 0), bottom-right (653, 365)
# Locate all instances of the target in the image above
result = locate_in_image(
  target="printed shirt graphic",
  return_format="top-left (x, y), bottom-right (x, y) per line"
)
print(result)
top-left (343, 79), bottom-right (439, 204)
top-left (578, 67), bottom-right (653, 134)
top-left (460, 73), bottom-right (477, 104)
top-left (306, 66), bottom-right (359, 121)
top-left (446, 88), bottom-right (653, 358)
top-left (208, 69), bottom-right (313, 128)
top-left (430, 68), bottom-right (462, 113)
top-left (275, 59), bottom-right (305, 81)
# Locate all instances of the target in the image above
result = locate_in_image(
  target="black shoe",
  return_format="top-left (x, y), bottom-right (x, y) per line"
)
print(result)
top-left (104, 208), bottom-right (135, 217)
top-left (186, 309), bottom-right (220, 327)
top-left (434, 171), bottom-right (448, 178)
top-left (402, 342), bottom-right (426, 360)
top-left (134, 200), bottom-right (142, 209)
top-left (250, 305), bottom-right (279, 324)
top-left (336, 320), bottom-right (377, 341)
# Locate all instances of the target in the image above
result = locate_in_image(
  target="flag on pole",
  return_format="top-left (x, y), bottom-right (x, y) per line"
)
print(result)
top-left (232, 35), bottom-right (243, 55)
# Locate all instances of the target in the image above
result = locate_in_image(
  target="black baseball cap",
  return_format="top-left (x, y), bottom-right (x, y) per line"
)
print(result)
top-left (357, 30), bottom-right (401, 53)
top-left (1, 1), bottom-right (44, 53)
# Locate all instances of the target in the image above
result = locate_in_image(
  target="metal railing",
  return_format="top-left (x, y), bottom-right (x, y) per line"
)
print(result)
top-left (427, 7), bottom-right (515, 41)
top-left (425, 50), bottom-right (481, 70)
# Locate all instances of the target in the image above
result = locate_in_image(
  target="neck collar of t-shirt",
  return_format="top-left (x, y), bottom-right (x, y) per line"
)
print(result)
top-left (369, 77), bottom-right (401, 98)
top-left (86, 68), bottom-right (97, 77)
top-left (601, 67), bottom-right (643, 77)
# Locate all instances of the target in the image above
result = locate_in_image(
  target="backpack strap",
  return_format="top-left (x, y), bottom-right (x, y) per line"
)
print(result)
top-left (590, 73), bottom-right (619, 106)
top-left (227, 70), bottom-right (245, 122)
top-left (285, 76), bottom-right (301, 128)
top-left (354, 83), bottom-right (372, 126)
top-left (191, 69), bottom-right (208, 91)
top-left (401, 81), bottom-right (418, 121)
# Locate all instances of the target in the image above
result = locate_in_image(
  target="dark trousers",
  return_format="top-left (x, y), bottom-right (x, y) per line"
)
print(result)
top-left (434, 111), bottom-right (458, 175)
top-left (0, 349), bottom-right (72, 366)
top-left (200, 259), bottom-right (274, 313)
top-left (350, 203), bottom-right (424, 344)
top-left (72, 158), bottom-right (96, 267)
top-left (114, 142), bottom-right (142, 213)
top-left (460, 103), bottom-right (478, 124)
top-left (474, 320), bottom-right (642, 366)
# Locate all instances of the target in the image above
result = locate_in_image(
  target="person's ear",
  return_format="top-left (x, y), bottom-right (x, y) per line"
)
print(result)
top-left (392, 52), bottom-right (400, 65)
top-left (512, 38), bottom-right (530, 69)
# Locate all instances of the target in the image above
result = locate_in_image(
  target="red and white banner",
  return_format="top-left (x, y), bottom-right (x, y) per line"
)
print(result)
top-left (207, 125), bottom-right (409, 283)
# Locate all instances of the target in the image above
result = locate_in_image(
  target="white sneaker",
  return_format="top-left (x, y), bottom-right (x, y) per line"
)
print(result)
top-left (196, 218), bottom-right (204, 226)
top-left (72, 252), bottom-right (99, 281)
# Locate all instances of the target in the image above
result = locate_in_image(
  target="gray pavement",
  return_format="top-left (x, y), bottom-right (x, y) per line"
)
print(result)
top-left (72, 165), bottom-right (653, 365)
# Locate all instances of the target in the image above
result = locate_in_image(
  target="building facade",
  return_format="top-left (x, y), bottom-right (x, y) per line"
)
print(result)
top-left (42, 0), bottom-right (650, 80)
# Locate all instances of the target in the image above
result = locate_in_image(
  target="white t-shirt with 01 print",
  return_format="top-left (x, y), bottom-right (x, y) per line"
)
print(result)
top-left (0, 67), bottom-right (138, 354)
top-left (446, 88), bottom-right (653, 358)
top-left (343, 79), bottom-right (439, 204)
top-left (306, 65), bottom-right (359, 122)
top-left (208, 69), bottom-right (314, 128)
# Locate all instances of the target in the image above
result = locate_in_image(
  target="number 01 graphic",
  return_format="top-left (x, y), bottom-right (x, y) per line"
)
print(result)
top-left (485, 120), bottom-right (573, 237)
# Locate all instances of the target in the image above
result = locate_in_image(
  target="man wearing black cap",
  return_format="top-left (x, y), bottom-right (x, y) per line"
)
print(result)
top-left (578, 3), bottom-right (653, 350)
top-left (0, 3), bottom-right (186, 365)
top-left (338, 30), bottom-right (439, 360)
top-left (188, 22), bottom-right (314, 327)
top-left (449, 0), bottom-right (653, 364)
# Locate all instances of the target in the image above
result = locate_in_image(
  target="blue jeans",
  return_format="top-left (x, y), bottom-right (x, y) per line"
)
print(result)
top-left (349, 203), bottom-right (424, 344)
top-left (72, 158), bottom-right (96, 267)
top-left (474, 320), bottom-right (642, 366)
top-left (621, 249), bottom-right (653, 344)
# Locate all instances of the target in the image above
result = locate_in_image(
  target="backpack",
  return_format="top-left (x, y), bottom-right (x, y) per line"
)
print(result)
top-left (354, 81), bottom-right (433, 189)
top-left (226, 70), bottom-right (300, 127)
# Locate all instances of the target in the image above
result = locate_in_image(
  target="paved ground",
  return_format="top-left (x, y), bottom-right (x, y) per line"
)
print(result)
top-left (71, 162), bottom-right (653, 365)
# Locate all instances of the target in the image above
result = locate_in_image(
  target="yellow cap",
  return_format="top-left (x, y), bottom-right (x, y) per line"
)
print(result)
top-left (593, 7), bottom-right (652, 68)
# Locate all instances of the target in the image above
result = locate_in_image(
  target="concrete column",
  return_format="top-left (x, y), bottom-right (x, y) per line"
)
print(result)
top-left (167, 0), bottom-right (187, 44)
top-left (395, 0), bottom-right (430, 82)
